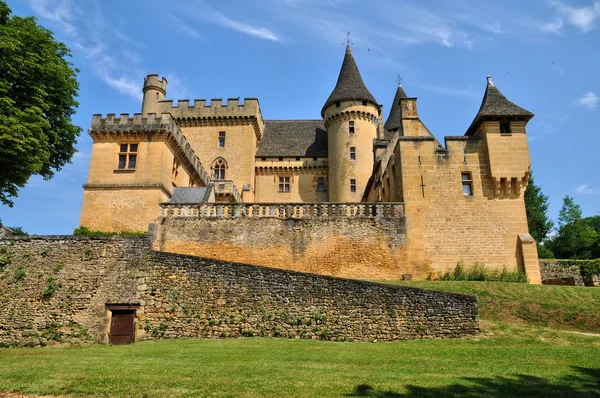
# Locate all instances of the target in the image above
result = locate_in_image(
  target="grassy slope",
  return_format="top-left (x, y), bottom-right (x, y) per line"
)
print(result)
top-left (0, 282), bottom-right (599, 397)
top-left (385, 281), bottom-right (600, 333)
top-left (0, 327), bottom-right (599, 397)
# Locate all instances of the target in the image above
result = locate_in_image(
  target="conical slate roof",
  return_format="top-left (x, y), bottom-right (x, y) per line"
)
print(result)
top-left (466, 76), bottom-right (533, 135)
top-left (476, 76), bottom-right (533, 118)
top-left (321, 46), bottom-right (378, 116)
top-left (383, 84), bottom-right (408, 131)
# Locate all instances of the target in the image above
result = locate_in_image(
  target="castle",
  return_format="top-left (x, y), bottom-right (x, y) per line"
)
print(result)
top-left (79, 46), bottom-right (541, 283)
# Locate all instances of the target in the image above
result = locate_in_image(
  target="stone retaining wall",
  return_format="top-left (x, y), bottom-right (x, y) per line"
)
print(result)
top-left (0, 237), bottom-right (478, 347)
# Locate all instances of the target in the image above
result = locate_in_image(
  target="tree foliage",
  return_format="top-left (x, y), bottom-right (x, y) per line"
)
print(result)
top-left (524, 171), bottom-right (553, 243)
top-left (0, 1), bottom-right (81, 206)
top-left (548, 196), bottom-right (599, 259)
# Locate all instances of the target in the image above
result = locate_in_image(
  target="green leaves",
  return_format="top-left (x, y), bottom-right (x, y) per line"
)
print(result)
top-left (0, 1), bottom-right (81, 206)
top-left (524, 171), bottom-right (553, 243)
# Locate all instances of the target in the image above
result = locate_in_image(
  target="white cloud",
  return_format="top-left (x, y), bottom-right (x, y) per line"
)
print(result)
top-left (28, 0), bottom-right (78, 35)
top-left (548, 1), bottom-right (600, 33)
top-left (540, 18), bottom-right (564, 34)
top-left (574, 92), bottom-right (598, 109)
top-left (575, 184), bottom-right (596, 194)
top-left (166, 13), bottom-right (204, 40)
top-left (175, 3), bottom-right (281, 42)
top-left (27, 0), bottom-right (144, 100)
top-left (214, 12), bottom-right (280, 42)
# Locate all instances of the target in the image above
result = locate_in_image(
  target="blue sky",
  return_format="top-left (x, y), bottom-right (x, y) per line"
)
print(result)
top-left (1, 0), bottom-right (599, 234)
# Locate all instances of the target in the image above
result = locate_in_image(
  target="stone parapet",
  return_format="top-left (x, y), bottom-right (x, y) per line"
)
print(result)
top-left (90, 113), bottom-right (211, 186)
top-left (159, 202), bottom-right (405, 219)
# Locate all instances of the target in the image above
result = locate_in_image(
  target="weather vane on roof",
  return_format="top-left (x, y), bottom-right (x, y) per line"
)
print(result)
top-left (396, 74), bottom-right (403, 86)
top-left (345, 31), bottom-right (353, 47)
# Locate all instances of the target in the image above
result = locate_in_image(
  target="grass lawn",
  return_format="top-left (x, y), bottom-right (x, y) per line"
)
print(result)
top-left (383, 281), bottom-right (600, 333)
top-left (0, 282), bottom-right (599, 397)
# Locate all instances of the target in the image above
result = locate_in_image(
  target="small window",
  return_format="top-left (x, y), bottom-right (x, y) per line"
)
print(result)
top-left (171, 158), bottom-right (179, 182)
top-left (461, 172), bottom-right (473, 196)
top-left (118, 143), bottom-right (138, 170)
top-left (261, 157), bottom-right (266, 161)
top-left (313, 157), bottom-right (318, 161)
top-left (349, 121), bottom-right (355, 134)
top-left (362, 100), bottom-right (367, 106)
top-left (500, 122), bottom-right (511, 135)
top-left (350, 179), bottom-right (356, 193)
top-left (317, 177), bottom-right (325, 192)
top-left (350, 147), bottom-right (356, 160)
top-left (335, 101), bottom-right (340, 108)
top-left (218, 131), bottom-right (226, 148)
top-left (279, 176), bottom-right (290, 192)
top-left (296, 157), bottom-right (300, 161)
top-left (279, 157), bottom-right (283, 161)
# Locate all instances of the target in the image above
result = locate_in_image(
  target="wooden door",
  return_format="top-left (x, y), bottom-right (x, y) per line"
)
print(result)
top-left (109, 310), bottom-right (135, 345)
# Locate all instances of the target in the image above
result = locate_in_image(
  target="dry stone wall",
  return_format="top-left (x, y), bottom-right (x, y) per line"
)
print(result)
top-left (0, 237), bottom-right (478, 347)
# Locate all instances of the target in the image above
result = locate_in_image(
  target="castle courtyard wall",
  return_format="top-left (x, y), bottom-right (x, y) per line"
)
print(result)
top-left (154, 211), bottom-right (408, 281)
top-left (0, 237), bottom-right (478, 347)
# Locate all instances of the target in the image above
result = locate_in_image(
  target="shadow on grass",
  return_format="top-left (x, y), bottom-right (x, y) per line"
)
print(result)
top-left (347, 367), bottom-right (600, 397)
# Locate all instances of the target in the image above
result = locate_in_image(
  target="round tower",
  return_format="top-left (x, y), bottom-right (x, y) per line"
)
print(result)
top-left (141, 74), bottom-right (168, 115)
top-left (322, 46), bottom-right (380, 202)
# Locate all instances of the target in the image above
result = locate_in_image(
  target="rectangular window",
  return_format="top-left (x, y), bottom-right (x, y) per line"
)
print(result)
top-left (279, 176), bottom-right (290, 192)
top-left (218, 131), bottom-right (226, 148)
top-left (317, 177), bottom-right (325, 192)
top-left (349, 121), bottom-right (355, 134)
top-left (461, 172), bottom-right (473, 196)
top-left (350, 147), bottom-right (356, 160)
top-left (350, 179), bottom-right (356, 193)
top-left (500, 122), bottom-right (511, 135)
top-left (118, 143), bottom-right (138, 170)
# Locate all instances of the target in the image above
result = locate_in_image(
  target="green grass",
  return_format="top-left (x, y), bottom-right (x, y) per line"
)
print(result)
top-left (384, 281), bottom-right (600, 333)
top-left (0, 325), bottom-right (599, 397)
top-left (1, 281), bottom-right (599, 397)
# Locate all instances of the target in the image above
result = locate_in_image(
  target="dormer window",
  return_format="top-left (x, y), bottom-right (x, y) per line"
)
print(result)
top-left (349, 121), bottom-right (355, 134)
top-left (500, 122), bottom-right (511, 135)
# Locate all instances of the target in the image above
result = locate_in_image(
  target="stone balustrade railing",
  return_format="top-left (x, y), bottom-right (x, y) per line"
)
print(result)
top-left (160, 202), bottom-right (405, 219)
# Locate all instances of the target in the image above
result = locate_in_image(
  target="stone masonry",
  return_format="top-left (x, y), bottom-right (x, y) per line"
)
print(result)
top-left (0, 237), bottom-right (478, 347)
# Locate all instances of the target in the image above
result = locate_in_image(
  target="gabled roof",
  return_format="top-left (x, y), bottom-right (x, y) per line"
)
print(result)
top-left (467, 76), bottom-right (534, 135)
top-left (256, 120), bottom-right (328, 157)
top-left (383, 84), bottom-right (408, 132)
top-left (321, 46), bottom-right (378, 116)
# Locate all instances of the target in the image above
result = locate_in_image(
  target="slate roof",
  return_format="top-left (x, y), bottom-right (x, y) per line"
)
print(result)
top-left (256, 120), bottom-right (328, 157)
top-left (383, 84), bottom-right (408, 133)
top-left (321, 46), bottom-right (378, 116)
top-left (465, 76), bottom-right (534, 136)
top-left (169, 187), bottom-right (212, 203)
top-left (476, 76), bottom-right (534, 118)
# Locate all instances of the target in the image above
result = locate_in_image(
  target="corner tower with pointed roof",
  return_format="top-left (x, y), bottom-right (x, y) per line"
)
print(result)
top-left (467, 76), bottom-right (534, 197)
top-left (322, 46), bottom-right (381, 202)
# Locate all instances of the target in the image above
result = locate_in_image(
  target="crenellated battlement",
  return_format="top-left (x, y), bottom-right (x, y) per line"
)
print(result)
top-left (151, 97), bottom-right (264, 138)
top-left (89, 113), bottom-right (211, 186)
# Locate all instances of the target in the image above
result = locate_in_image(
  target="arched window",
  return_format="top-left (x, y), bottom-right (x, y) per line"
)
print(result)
top-left (212, 158), bottom-right (227, 180)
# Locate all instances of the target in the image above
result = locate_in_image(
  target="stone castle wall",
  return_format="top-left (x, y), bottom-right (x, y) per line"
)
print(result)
top-left (155, 203), bottom-right (408, 280)
top-left (0, 236), bottom-right (478, 347)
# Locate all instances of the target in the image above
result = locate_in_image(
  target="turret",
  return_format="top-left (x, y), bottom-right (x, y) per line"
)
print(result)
top-left (467, 76), bottom-right (534, 197)
top-left (141, 74), bottom-right (168, 115)
top-left (322, 46), bottom-right (380, 202)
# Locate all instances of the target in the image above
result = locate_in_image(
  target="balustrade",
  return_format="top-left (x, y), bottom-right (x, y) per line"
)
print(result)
top-left (160, 202), bottom-right (405, 220)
